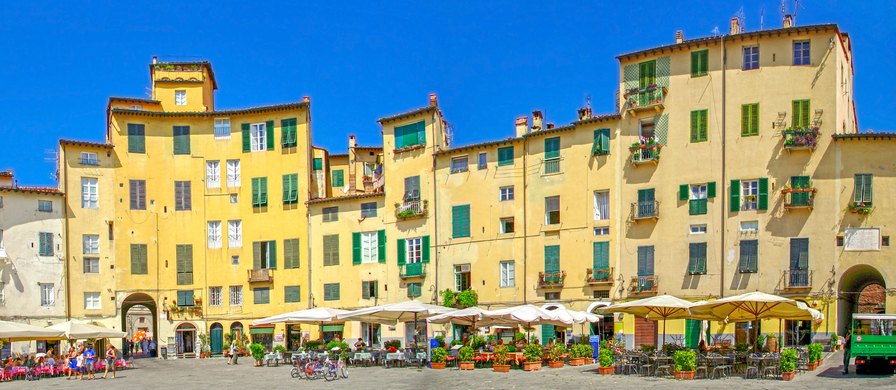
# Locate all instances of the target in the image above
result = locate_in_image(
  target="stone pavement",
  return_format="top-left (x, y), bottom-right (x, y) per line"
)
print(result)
top-left (21, 350), bottom-right (896, 390)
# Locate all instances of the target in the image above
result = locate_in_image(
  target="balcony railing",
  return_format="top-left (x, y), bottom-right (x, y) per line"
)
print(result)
top-left (399, 262), bottom-right (427, 278)
top-left (782, 128), bottom-right (819, 152)
top-left (630, 276), bottom-right (658, 293)
top-left (586, 267), bottom-right (614, 285)
top-left (542, 157), bottom-right (563, 175)
top-left (248, 268), bottom-right (274, 283)
top-left (80, 157), bottom-right (99, 166)
top-left (785, 269), bottom-right (812, 289)
top-left (630, 144), bottom-right (660, 165)
top-left (782, 187), bottom-right (817, 210)
top-left (395, 199), bottom-right (428, 220)
top-left (630, 200), bottom-right (659, 221)
top-left (623, 85), bottom-right (666, 113)
top-left (538, 271), bottom-right (566, 288)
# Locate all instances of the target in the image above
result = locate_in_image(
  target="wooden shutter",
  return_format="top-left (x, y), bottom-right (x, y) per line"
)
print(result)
top-left (292, 239), bottom-right (300, 268)
top-left (688, 243), bottom-right (699, 273)
top-left (352, 232), bottom-right (361, 264)
top-left (855, 174), bottom-right (873, 204)
top-left (741, 104), bottom-right (750, 136)
top-left (699, 110), bottom-right (707, 141)
top-left (182, 126), bottom-right (191, 154)
top-left (175, 181), bottom-right (184, 210)
top-left (599, 128), bottom-right (610, 154)
top-left (396, 239), bottom-right (406, 265)
top-left (637, 247), bottom-right (646, 276)
top-left (281, 119), bottom-right (289, 147)
top-left (183, 181), bottom-right (191, 210)
top-left (259, 177), bottom-right (267, 205)
top-left (362, 281), bottom-right (370, 299)
top-left (798, 238), bottom-right (809, 269)
top-left (333, 170), bottom-right (344, 187)
top-left (750, 104), bottom-right (759, 135)
top-left (679, 184), bottom-right (689, 201)
top-left (757, 178), bottom-right (769, 210)
top-left (184, 245), bottom-right (193, 283)
top-left (265, 120), bottom-right (275, 150)
top-left (544, 246), bottom-right (559, 273)
top-left (593, 242), bottom-right (609, 270)
top-left (242, 123), bottom-right (251, 152)
top-left (730, 179), bottom-right (741, 212)
top-left (691, 51), bottom-right (699, 76)
top-left (690, 111), bottom-right (699, 142)
top-left (422, 235), bottom-right (430, 263)
top-left (130, 180), bottom-right (139, 209)
top-left (131, 244), bottom-right (140, 274)
top-left (590, 132), bottom-right (601, 156)
top-left (251, 178), bottom-right (259, 206)
top-left (800, 100), bottom-right (810, 128)
top-left (645, 246), bottom-right (655, 276)
top-left (253, 241), bottom-right (262, 269)
top-left (282, 174), bottom-right (290, 203)
top-left (545, 137), bottom-right (560, 159)
top-left (268, 240), bottom-right (277, 269)
top-left (283, 239), bottom-right (293, 268)
top-left (541, 325), bottom-right (554, 346)
top-left (394, 125), bottom-right (405, 149)
top-left (707, 182), bottom-right (716, 198)
top-left (416, 121), bottom-right (426, 145)
top-left (377, 230), bottom-right (386, 263)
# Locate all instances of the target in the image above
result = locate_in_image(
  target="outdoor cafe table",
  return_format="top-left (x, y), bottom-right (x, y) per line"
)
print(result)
top-left (707, 355), bottom-right (735, 378)
top-left (353, 352), bottom-right (373, 366)
top-left (507, 352), bottom-right (525, 367)
top-left (384, 352), bottom-right (405, 368)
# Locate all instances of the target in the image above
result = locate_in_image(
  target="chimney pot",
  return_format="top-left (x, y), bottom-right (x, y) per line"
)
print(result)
top-left (302, 96), bottom-right (310, 103)
top-left (515, 116), bottom-right (529, 137)
top-left (152, 56), bottom-right (158, 64)
top-left (577, 108), bottom-right (593, 121)
top-left (429, 94), bottom-right (438, 107)
top-left (546, 123), bottom-right (554, 130)
top-left (783, 14), bottom-right (793, 28)
top-left (730, 17), bottom-right (740, 35)
top-left (675, 30), bottom-right (684, 44)
top-left (531, 110), bottom-right (543, 131)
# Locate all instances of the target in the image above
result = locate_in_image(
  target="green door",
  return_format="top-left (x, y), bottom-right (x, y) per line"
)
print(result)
top-left (210, 323), bottom-right (223, 354)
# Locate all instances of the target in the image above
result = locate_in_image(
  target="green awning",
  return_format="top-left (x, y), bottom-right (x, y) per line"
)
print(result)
top-left (249, 327), bottom-right (274, 335)
top-left (320, 324), bottom-right (344, 332)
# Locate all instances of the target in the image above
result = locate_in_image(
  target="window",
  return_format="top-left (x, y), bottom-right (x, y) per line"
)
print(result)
top-left (209, 287), bottom-right (223, 306)
top-left (250, 123), bottom-right (267, 152)
top-left (500, 186), bottom-right (514, 201)
top-left (174, 181), bottom-right (191, 210)
top-left (792, 99), bottom-right (810, 128)
top-left (500, 217), bottom-right (514, 234)
top-left (251, 177), bottom-right (268, 207)
top-left (82, 235), bottom-right (99, 254)
top-left (545, 292), bottom-right (561, 300)
top-left (207, 221), bottom-right (222, 249)
top-left (544, 246), bottom-right (560, 275)
top-left (362, 281), bottom-right (378, 299)
top-left (690, 110), bottom-right (708, 142)
top-left (691, 49), bottom-right (709, 77)
top-left (176, 245), bottom-right (193, 285)
top-left (740, 221), bottom-right (758, 232)
top-left (883, 236), bottom-right (890, 247)
top-left (545, 196), bottom-right (560, 225)
top-left (322, 206), bottom-right (338, 222)
top-left (312, 158), bottom-right (323, 171)
top-left (232, 255), bottom-right (239, 265)
top-left (129, 180), bottom-right (146, 210)
top-left (478, 152), bottom-right (487, 170)
top-left (282, 285), bottom-right (301, 303)
top-left (497, 146), bottom-right (514, 166)
top-left (593, 290), bottom-right (610, 299)
top-left (229, 286), bottom-right (243, 306)
top-left (854, 174), bottom-right (873, 205)
top-left (500, 261), bottom-right (515, 287)
top-left (789, 238), bottom-right (810, 287)
top-left (741, 103), bottom-right (759, 136)
top-left (741, 180), bottom-right (758, 210)
top-left (206, 161), bottom-right (220, 188)
top-left (690, 225), bottom-right (707, 234)
top-left (84, 292), bottom-right (101, 310)
top-left (591, 128), bottom-right (610, 156)
top-left (451, 205), bottom-right (471, 238)
top-left (81, 178), bottom-right (98, 208)
top-left (639, 119), bottom-right (655, 139)
top-left (363, 163), bottom-right (376, 177)
top-left (639, 60), bottom-right (656, 88)
top-left (394, 121), bottom-right (425, 149)
top-left (407, 282), bottom-right (422, 298)
top-left (230, 194), bottom-right (238, 203)
top-left (739, 240), bottom-right (759, 273)
top-left (40, 283), bottom-right (54, 306)
top-left (323, 235), bottom-right (339, 266)
top-left (594, 191), bottom-right (609, 221)
top-left (282, 173), bottom-right (299, 205)
top-left (176, 290), bottom-right (194, 306)
top-left (130, 105), bottom-right (142, 111)
top-left (226, 160), bottom-right (241, 187)
top-left (594, 227), bottom-right (609, 236)
top-left (175, 90), bottom-right (186, 105)
top-left (38, 200), bottom-right (52, 212)
top-left (404, 176), bottom-right (420, 201)
top-left (742, 46), bottom-right (759, 70)
top-left (254, 287), bottom-right (270, 304)
top-left (173, 126), bottom-right (191, 155)
top-left (593, 242), bottom-right (609, 274)
top-left (361, 202), bottom-right (377, 218)
top-left (253, 241), bottom-right (277, 269)
top-left (324, 283), bottom-right (340, 301)
top-left (228, 220), bottom-right (242, 248)
top-left (688, 184), bottom-right (708, 215)
top-left (83, 257), bottom-right (99, 274)
top-left (793, 40), bottom-right (810, 65)
top-left (637, 246), bottom-right (655, 278)
top-left (450, 156), bottom-right (469, 173)
top-left (130, 244), bottom-right (148, 274)
top-left (332, 170), bottom-right (344, 187)
top-left (281, 118), bottom-right (298, 148)
top-left (544, 137), bottom-right (561, 174)
top-left (360, 232), bottom-right (379, 263)
top-left (214, 118), bottom-right (231, 139)
top-left (790, 176), bottom-right (812, 206)
top-left (688, 243), bottom-right (707, 275)
top-left (127, 124), bottom-right (145, 153)
top-left (283, 238), bottom-right (300, 269)
top-left (80, 152), bottom-right (98, 166)
top-left (406, 237), bottom-right (422, 264)
top-left (455, 264), bottom-right (471, 292)
top-left (39, 232), bottom-right (54, 256)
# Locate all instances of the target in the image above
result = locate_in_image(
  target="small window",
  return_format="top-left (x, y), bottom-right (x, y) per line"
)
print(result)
top-left (454, 264), bottom-right (471, 292)
top-left (594, 227), bottom-right (609, 236)
top-left (322, 206), bottom-right (339, 222)
top-left (690, 110), bottom-right (708, 142)
top-left (500, 217), bottom-right (515, 234)
top-left (740, 221), bottom-right (758, 232)
top-left (226, 160), bottom-right (241, 187)
top-left (500, 261), bottom-right (515, 287)
top-left (251, 123), bottom-right (267, 152)
top-left (361, 202), bottom-right (377, 218)
top-left (742, 46), bottom-right (759, 70)
top-left (593, 290), bottom-right (609, 299)
top-left (214, 118), bottom-right (231, 139)
top-left (40, 283), bottom-right (55, 306)
top-left (500, 186), bottom-right (514, 201)
top-left (207, 221), bottom-right (222, 249)
top-left (406, 237), bottom-right (423, 264)
top-left (231, 255), bottom-right (239, 265)
top-left (690, 225), bottom-right (707, 234)
top-left (687, 243), bottom-right (707, 275)
top-left (230, 194), bottom-right (238, 203)
top-left (545, 292), bottom-right (561, 300)
top-left (80, 152), bottom-right (98, 166)
top-left (691, 50), bottom-right (709, 77)
top-left (323, 235), bottom-right (339, 266)
top-left (82, 235), bottom-right (99, 254)
top-left (323, 283), bottom-right (340, 301)
top-left (83, 258), bottom-right (100, 274)
top-left (360, 232), bottom-right (379, 263)
top-left (313, 158), bottom-right (323, 171)
top-left (793, 40), bottom-right (810, 66)
top-left (84, 292), bottom-right (101, 310)
top-left (545, 196), bottom-right (560, 225)
top-left (594, 190), bottom-right (609, 221)
top-left (206, 161), bottom-right (221, 188)
top-left (209, 287), bottom-right (223, 306)
top-left (836, 236), bottom-right (844, 247)
top-left (175, 90), bottom-right (186, 105)
top-left (285, 285), bottom-right (301, 303)
top-left (497, 146), bottom-right (514, 166)
top-left (478, 152), bottom-right (487, 170)
top-left (129, 105), bottom-right (142, 110)
top-left (451, 156), bottom-right (469, 173)
top-left (883, 236), bottom-right (890, 247)
top-left (741, 180), bottom-right (759, 210)
top-left (38, 200), bottom-right (53, 212)
top-left (253, 287), bottom-right (270, 305)
top-left (362, 281), bottom-right (378, 299)
top-left (229, 286), bottom-right (243, 306)
top-left (407, 282), bottom-right (422, 298)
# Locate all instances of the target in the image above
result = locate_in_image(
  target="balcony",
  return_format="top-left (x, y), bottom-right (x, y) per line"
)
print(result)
top-left (395, 199), bottom-right (428, 221)
top-left (630, 143), bottom-right (660, 166)
top-left (782, 187), bottom-right (817, 211)
top-left (623, 85), bottom-right (666, 114)
top-left (630, 200), bottom-right (659, 221)
top-left (538, 271), bottom-right (566, 288)
top-left (630, 276), bottom-right (658, 293)
top-left (248, 269), bottom-right (274, 283)
top-left (782, 128), bottom-right (819, 153)
top-left (399, 262), bottom-right (427, 279)
top-left (79, 157), bottom-right (99, 166)
top-left (784, 270), bottom-right (812, 290)
top-left (586, 268), bottom-right (614, 285)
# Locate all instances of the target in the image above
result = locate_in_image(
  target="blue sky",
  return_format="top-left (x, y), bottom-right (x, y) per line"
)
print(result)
top-left (1, 1), bottom-right (893, 186)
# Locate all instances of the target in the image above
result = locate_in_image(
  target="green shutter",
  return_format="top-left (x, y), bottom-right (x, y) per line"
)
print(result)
top-left (397, 239), bottom-right (406, 265)
top-left (679, 184), bottom-right (689, 201)
top-left (352, 232), bottom-right (361, 264)
top-left (242, 123), bottom-right (251, 152)
top-left (741, 104), bottom-right (750, 136)
top-left (498, 146), bottom-right (514, 166)
top-left (758, 178), bottom-right (769, 210)
top-left (417, 121), bottom-right (426, 145)
top-left (130, 244), bottom-right (139, 274)
top-left (600, 128), bottom-right (610, 154)
top-left (260, 177), bottom-right (267, 205)
top-left (691, 51), bottom-right (699, 76)
top-left (333, 170), bottom-right (344, 187)
top-left (707, 182), bottom-right (716, 198)
top-left (252, 178), bottom-right (259, 206)
top-left (283, 239), bottom-right (293, 269)
top-left (544, 246), bottom-right (559, 273)
top-left (313, 158), bottom-right (322, 171)
top-left (545, 137), bottom-right (560, 159)
top-left (422, 235), bottom-right (430, 263)
top-left (730, 179), bottom-right (741, 212)
top-left (269, 240), bottom-right (277, 269)
top-left (593, 242), bottom-right (609, 270)
top-left (452, 205), bottom-right (470, 238)
top-left (690, 111), bottom-right (699, 142)
top-left (282, 174), bottom-right (290, 202)
top-left (685, 319), bottom-right (701, 349)
top-left (750, 104), bottom-right (759, 136)
top-left (699, 110), bottom-right (707, 141)
top-left (266, 120), bottom-right (275, 150)
top-left (800, 100), bottom-right (810, 128)
top-left (541, 325), bottom-right (554, 346)
top-left (253, 241), bottom-right (262, 269)
top-left (590, 134), bottom-right (601, 156)
top-left (855, 174), bottom-right (873, 204)
top-left (377, 230), bottom-right (386, 263)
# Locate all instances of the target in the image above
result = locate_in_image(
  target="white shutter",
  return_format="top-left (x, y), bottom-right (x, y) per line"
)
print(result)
top-left (227, 160), bottom-right (241, 187)
top-left (500, 263), bottom-right (507, 286)
top-left (508, 262), bottom-right (515, 286)
top-left (207, 161), bottom-right (220, 188)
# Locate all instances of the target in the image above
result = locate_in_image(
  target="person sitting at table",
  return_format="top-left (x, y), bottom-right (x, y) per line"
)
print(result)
top-left (486, 340), bottom-right (496, 352)
top-left (698, 339), bottom-right (708, 355)
top-left (354, 338), bottom-right (366, 351)
top-left (546, 338), bottom-right (555, 349)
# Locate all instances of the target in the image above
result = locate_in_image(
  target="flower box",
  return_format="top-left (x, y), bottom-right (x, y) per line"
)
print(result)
top-left (430, 362), bottom-right (446, 369)
top-left (459, 361), bottom-right (475, 370)
top-left (598, 366), bottom-right (614, 375)
top-left (548, 361), bottom-right (564, 368)
top-left (523, 362), bottom-right (541, 371)
top-left (674, 371), bottom-right (695, 380)
top-left (569, 357), bottom-right (585, 366)
top-left (493, 364), bottom-right (510, 373)
top-left (782, 371), bottom-right (795, 381)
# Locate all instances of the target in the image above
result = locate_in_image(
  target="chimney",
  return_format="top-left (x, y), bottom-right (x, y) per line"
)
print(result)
top-left (152, 56), bottom-right (157, 64)
top-left (577, 108), bottom-right (592, 121)
top-left (783, 14), bottom-right (793, 28)
top-left (730, 17), bottom-right (740, 35)
top-left (675, 30), bottom-right (684, 44)
top-left (546, 123), bottom-right (555, 130)
top-left (349, 135), bottom-right (357, 149)
top-left (515, 116), bottom-right (529, 138)
top-left (429, 94), bottom-right (438, 107)
top-left (302, 96), bottom-right (310, 103)
top-left (531, 111), bottom-right (543, 132)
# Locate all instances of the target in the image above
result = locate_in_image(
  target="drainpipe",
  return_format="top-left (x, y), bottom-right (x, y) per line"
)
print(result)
top-left (719, 34), bottom-right (727, 299)
top-left (306, 106), bottom-right (314, 309)
top-left (522, 137), bottom-right (528, 304)
top-left (62, 144), bottom-right (72, 321)
top-left (431, 110), bottom-right (440, 303)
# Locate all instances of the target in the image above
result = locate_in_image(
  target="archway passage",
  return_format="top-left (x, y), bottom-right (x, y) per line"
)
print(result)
top-left (121, 293), bottom-right (158, 359)
top-left (838, 265), bottom-right (887, 335)
top-left (858, 284), bottom-right (886, 314)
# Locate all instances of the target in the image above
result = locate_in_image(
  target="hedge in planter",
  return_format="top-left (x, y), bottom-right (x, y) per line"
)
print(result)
top-left (493, 345), bottom-right (510, 372)
top-left (569, 344), bottom-right (593, 366)
top-left (249, 343), bottom-right (266, 366)
top-left (523, 344), bottom-right (542, 371)
top-left (458, 346), bottom-right (475, 370)
top-left (548, 344), bottom-right (567, 368)
top-left (673, 350), bottom-right (696, 380)
top-left (807, 343), bottom-right (824, 370)
top-left (598, 348), bottom-right (614, 375)
top-left (431, 347), bottom-right (447, 369)
top-left (780, 348), bottom-right (798, 381)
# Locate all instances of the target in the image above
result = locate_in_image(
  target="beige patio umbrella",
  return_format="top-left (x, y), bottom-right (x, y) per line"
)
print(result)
top-left (550, 308), bottom-right (602, 342)
top-left (0, 320), bottom-right (66, 342)
top-left (689, 291), bottom-right (814, 349)
top-left (482, 305), bottom-right (572, 343)
top-left (599, 294), bottom-right (695, 346)
top-left (49, 321), bottom-right (126, 339)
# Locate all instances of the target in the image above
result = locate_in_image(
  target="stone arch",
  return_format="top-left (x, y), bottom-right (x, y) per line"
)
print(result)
top-left (120, 293), bottom-right (158, 357)
top-left (838, 264), bottom-right (886, 335)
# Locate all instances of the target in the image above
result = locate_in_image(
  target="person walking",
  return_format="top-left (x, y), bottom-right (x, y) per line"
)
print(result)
top-left (84, 344), bottom-right (97, 380)
top-left (228, 341), bottom-right (239, 365)
top-left (102, 345), bottom-right (117, 379)
top-left (149, 338), bottom-right (157, 357)
top-left (142, 337), bottom-right (149, 358)
top-left (75, 351), bottom-right (85, 380)
top-left (843, 330), bottom-right (852, 375)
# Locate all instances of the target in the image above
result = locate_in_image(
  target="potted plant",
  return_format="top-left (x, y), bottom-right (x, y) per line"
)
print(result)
top-left (523, 343), bottom-right (542, 371)
top-left (198, 333), bottom-right (211, 358)
top-left (471, 335), bottom-right (486, 352)
top-left (326, 340), bottom-right (349, 352)
top-left (830, 333), bottom-right (840, 351)
top-left (249, 343), bottom-right (266, 367)
top-left (765, 333), bottom-right (778, 353)
top-left (458, 346), bottom-right (475, 370)
top-left (756, 334), bottom-right (765, 352)
top-left (430, 347), bottom-right (447, 369)
top-left (780, 348), bottom-right (797, 381)
top-left (384, 340), bottom-right (401, 352)
top-left (639, 344), bottom-right (656, 354)
top-left (493, 345), bottom-right (510, 372)
top-left (807, 343), bottom-right (823, 370)
top-left (548, 344), bottom-right (567, 368)
top-left (568, 344), bottom-right (587, 366)
top-left (598, 348), bottom-right (614, 375)
top-left (673, 350), bottom-right (696, 380)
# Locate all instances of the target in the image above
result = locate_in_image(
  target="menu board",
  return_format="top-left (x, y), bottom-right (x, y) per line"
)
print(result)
top-left (844, 228), bottom-right (880, 252)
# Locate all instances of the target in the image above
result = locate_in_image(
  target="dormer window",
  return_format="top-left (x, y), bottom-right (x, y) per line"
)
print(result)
top-left (175, 90), bottom-right (186, 105)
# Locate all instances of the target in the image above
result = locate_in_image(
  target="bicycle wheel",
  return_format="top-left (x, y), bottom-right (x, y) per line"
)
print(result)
top-left (340, 362), bottom-right (348, 378)
top-left (290, 367), bottom-right (300, 378)
top-left (324, 365), bottom-right (337, 381)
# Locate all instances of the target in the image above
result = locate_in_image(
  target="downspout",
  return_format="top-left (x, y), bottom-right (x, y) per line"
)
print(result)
top-left (306, 107), bottom-right (314, 309)
top-left (431, 110), bottom-right (439, 304)
top-left (522, 137), bottom-right (528, 304)
top-left (719, 34), bottom-right (727, 299)
top-left (62, 144), bottom-right (72, 321)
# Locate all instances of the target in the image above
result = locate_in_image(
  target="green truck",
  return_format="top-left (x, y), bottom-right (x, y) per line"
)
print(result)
top-left (851, 314), bottom-right (896, 374)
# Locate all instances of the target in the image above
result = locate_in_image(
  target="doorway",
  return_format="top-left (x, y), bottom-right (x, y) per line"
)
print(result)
top-left (634, 317), bottom-right (657, 348)
top-left (120, 293), bottom-right (158, 358)
top-left (838, 265), bottom-right (887, 335)
top-left (176, 323), bottom-right (196, 355)
top-left (210, 323), bottom-right (223, 354)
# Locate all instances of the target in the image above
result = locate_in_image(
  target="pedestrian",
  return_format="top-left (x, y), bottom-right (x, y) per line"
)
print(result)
top-left (843, 330), bottom-right (852, 375)
top-left (84, 344), bottom-right (97, 380)
top-left (142, 337), bottom-right (149, 358)
top-left (228, 341), bottom-right (239, 365)
top-left (149, 338), bottom-right (157, 357)
top-left (75, 351), bottom-right (85, 380)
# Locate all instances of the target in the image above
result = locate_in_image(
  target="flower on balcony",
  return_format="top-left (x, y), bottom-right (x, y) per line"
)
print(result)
top-left (629, 136), bottom-right (661, 151)
top-left (848, 201), bottom-right (871, 214)
top-left (744, 195), bottom-right (757, 201)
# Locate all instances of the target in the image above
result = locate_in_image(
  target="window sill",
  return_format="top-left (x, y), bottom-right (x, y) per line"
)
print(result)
top-left (394, 144), bottom-right (426, 154)
top-left (215, 136), bottom-right (231, 140)
top-left (542, 224), bottom-right (562, 232)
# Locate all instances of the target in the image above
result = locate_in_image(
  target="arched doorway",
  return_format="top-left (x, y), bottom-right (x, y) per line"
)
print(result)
top-left (838, 265), bottom-right (887, 335)
top-left (540, 303), bottom-right (567, 345)
top-left (587, 301), bottom-right (614, 345)
top-left (121, 293), bottom-right (158, 358)
top-left (230, 322), bottom-right (245, 348)
top-left (210, 323), bottom-right (224, 354)
top-left (176, 323), bottom-right (196, 356)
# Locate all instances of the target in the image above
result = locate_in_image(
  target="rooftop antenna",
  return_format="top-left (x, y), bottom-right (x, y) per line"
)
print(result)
top-left (792, 0), bottom-right (804, 26)
top-left (735, 6), bottom-right (746, 33)
top-left (780, 0), bottom-right (788, 18)
top-left (585, 94), bottom-right (592, 109)
top-left (711, 27), bottom-right (720, 36)
top-left (44, 149), bottom-right (59, 182)
top-left (760, 6), bottom-right (765, 30)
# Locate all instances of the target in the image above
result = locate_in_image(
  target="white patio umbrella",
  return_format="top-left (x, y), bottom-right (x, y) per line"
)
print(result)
top-left (337, 300), bottom-right (457, 325)
top-left (482, 305), bottom-right (572, 342)
top-left (0, 320), bottom-right (66, 342)
top-left (48, 321), bottom-right (125, 340)
top-left (550, 308), bottom-right (601, 342)
top-left (689, 291), bottom-right (814, 349)
top-left (599, 294), bottom-right (695, 346)
top-left (251, 307), bottom-right (349, 326)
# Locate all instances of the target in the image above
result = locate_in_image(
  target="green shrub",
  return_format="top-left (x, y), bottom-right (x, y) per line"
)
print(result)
top-left (456, 289), bottom-right (478, 308)
top-left (326, 340), bottom-right (349, 351)
top-left (506, 345), bottom-right (516, 352)
top-left (572, 344), bottom-right (594, 359)
top-left (441, 289), bottom-right (456, 308)
top-left (273, 345), bottom-right (287, 354)
top-left (435, 335), bottom-right (446, 349)
top-left (598, 348), bottom-right (614, 367)
top-left (808, 343), bottom-right (823, 363)
top-left (494, 345), bottom-right (509, 365)
top-left (662, 343), bottom-right (684, 356)
top-left (529, 336), bottom-right (539, 345)
top-left (780, 348), bottom-right (798, 372)
top-left (549, 344), bottom-right (567, 362)
top-left (830, 333), bottom-right (839, 345)
top-left (640, 344), bottom-right (656, 354)
top-left (249, 343), bottom-right (266, 361)
top-left (523, 343), bottom-right (543, 362)
top-left (514, 332), bottom-right (526, 342)
top-left (486, 334), bottom-right (496, 342)
top-left (734, 342), bottom-right (751, 352)
top-left (756, 334), bottom-right (765, 350)
top-left (674, 350), bottom-right (696, 372)
top-left (304, 339), bottom-right (323, 351)
top-left (458, 346), bottom-right (474, 362)
top-left (471, 335), bottom-right (486, 351)
top-left (431, 347), bottom-right (447, 363)
top-left (384, 340), bottom-right (402, 350)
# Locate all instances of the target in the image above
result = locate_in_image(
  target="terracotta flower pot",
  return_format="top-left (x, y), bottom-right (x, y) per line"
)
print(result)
top-left (459, 361), bottom-right (475, 370)
top-left (807, 362), bottom-right (818, 371)
top-left (782, 371), bottom-right (795, 381)
top-left (598, 366), bottom-right (614, 375)
top-left (431, 362), bottom-right (446, 370)
top-left (569, 358), bottom-right (585, 366)
top-left (523, 361), bottom-right (541, 371)
top-left (674, 371), bottom-right (695, 380)
top-left (493, 364), bottom-right (510, 373)
top-left (548, 361), bottom-right (564, 368)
